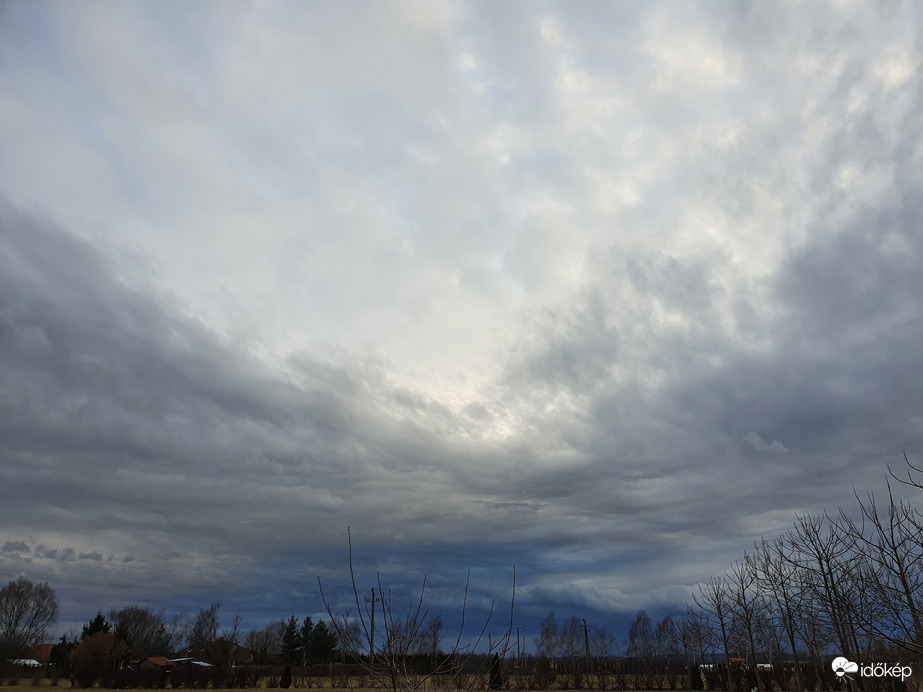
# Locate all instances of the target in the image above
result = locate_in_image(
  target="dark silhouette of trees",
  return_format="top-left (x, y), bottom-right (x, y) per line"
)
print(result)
top-left (319, 529), bottom-right (516, 692)
top-left (673, 453), bottom-right (923, 692)
top-left (0, 577), bottom-right (59, 656)
top-left (245, 618), bottom-right (285, 664)
top-left (308, 619), bottom-right (338, 664)
top-left (281, 616), bottom-right (301, 665)
top-left (752, 537), bottom-right (806, 692)
top-left (7, 453), bottom-right (923, 692)
top-left (82, 612), bottom-right (111, 639)
top-left (69, 632), bottom-right (128, 688)
top-left (839, 484), bottom-right (923, 657)
top-left (184, 602), bottom-right (242, 667)
top-left (537, 612), bottom-right (559, 662)
top-left (726, 560), bottom-right (766, 692)
top-left (280, 662), bottom-right (293, 689)
top-left (49, 634), bottom-right (77, 678)
top-left (109, 606), bottom-right (176, 659)
top-left (693, 576), bottom-right (737, 690)
top-left (415, 614), bottom-right (444, 659)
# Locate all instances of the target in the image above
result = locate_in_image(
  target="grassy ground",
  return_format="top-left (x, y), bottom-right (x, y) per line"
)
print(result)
top-left (3, 687), bottom-right (380, 692)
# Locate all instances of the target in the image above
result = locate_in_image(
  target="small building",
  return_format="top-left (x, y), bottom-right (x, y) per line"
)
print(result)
top-left (139, 657), bottom-right (176, 672)
top-left (170, 657), bottom-right (214, 668)
top-left (25, 644), bottom-right (54, 666)
top-left (171, 642), bottom-right (253, 667)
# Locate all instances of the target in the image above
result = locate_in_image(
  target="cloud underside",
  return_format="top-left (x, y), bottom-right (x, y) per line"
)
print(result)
top-left (1, 0), bottom-right (922, 629)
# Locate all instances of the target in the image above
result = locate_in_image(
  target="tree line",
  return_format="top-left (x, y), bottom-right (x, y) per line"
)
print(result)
top-left (534, 455), bottom-right (923, 692)
top-left (3, 455), bottom-right (921, 691)
top-left (0, 588), bottom-right (338, 686)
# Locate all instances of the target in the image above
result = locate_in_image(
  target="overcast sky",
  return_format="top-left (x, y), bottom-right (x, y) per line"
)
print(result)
top-left (2, 0), bottom-right (923, 647)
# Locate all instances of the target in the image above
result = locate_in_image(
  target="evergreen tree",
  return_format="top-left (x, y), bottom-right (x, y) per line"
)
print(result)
top-left (69, 632), bottom-right (128, 688)
top-left (489, 653), bottom-right (503, 690)
top-left (690, 663), bottom-right (704, 690)
top-left (82, 612), bottom-right (111, 639)
top-left (282, 616), bottom-right (301, 666)
top-left (300, 616), bottom-right (314, 665)
top-left (280, 663), bottom-right (293, 689)
top-left (49, 634), bottom-right (76, 677)
top-left (309, 620), bottom-right (337, 664)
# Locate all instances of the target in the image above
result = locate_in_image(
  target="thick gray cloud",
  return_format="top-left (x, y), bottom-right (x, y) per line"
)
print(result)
top-left (1, 0), bottom-right (922, 644)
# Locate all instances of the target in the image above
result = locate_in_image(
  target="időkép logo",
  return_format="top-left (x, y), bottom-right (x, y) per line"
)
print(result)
top-left (832, 656), bottom-right (912, 682)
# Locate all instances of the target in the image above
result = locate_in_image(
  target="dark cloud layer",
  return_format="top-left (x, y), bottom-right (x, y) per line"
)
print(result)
top-left (1, 0), bottom-right (922, 647)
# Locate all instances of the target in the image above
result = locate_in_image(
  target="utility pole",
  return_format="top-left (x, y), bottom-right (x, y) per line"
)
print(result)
top-left (583, 619), bottom-right (592, 678)
top-left (365, 588), bottom-right (380, 662)
top-left (514, 626), bottom-right (522, 669)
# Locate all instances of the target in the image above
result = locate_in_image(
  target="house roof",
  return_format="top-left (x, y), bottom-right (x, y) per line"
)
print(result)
top-left (172, 642), bottom-right (253, 665)
top-left (26, 644), bottom-right (54, 663)
top-left (169, 657), bottom-right (214, 667)
top-left (145, 657), bottom-right (175, 668)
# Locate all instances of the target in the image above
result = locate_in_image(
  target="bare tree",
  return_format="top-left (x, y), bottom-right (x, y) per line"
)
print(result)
top-left (627, 611), bottom-right (657, 690)
top-left (184, 602), bottom-right (241, 667)
top-left (751, 538), bottom-right (805, 692)
top-left (229, 611), bottom-right (242, 644)
top-left (785, 515), bottom-right (863, 659)
top-left (246, 619), bottom-right (286, 664)
top-left (627, 610), bottom-right (655, 660)
top-left (110, 606), bottom-right (178, 659)
top-left (655, 615), bottom-right (683, 664)
top-left (415, 614), bottom-right (444, 659)
top-left (693, 575), bottom-right (738, 691)
top-left (838, 482), bottom-right (923, 656)
top-left (331, 612), bottom-right (362, 659)
top-left (319, 529), bottom-right (516, 692)
top-left (726, 559), bottom-right (767, 692)
top-left (888, 450), bottom-right (923, 496)
top-left (783, 514), bottom-right (865, 692)
top-left (797, 592), bottom-right (834, 689)
top-left (537, 612), bottom-right (559, 662)
top-left (0, 577), bottom-right (59, 656)
top-left (590, 625), bottom-right (615, 692)
top-left (187, 602), bottom-right (220, 651)
top-left (558, 616), bottom-right (584, 689)
top-left (590, 624), bottom-right (615, 659)
top-left (679, 607), bottom-right (711, 665)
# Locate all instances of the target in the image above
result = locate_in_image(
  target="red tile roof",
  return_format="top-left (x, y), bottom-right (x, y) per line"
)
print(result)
top-left (25, 644), bottom-right (54, 664)
top-left (145, 657), bottom-right (175, 669)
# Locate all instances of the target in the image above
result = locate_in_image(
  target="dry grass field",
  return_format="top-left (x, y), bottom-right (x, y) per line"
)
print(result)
top-left (0, 682), bottom-right (382, 692)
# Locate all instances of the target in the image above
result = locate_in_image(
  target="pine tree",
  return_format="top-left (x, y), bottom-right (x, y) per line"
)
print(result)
top-left (282, 616), bottom-right (300, 666)
top-left (300, 616), bottom-right (314, 666)
top-left (310, 621), bottom-right (337, 664)
top-left (690, 663), bottom-right (704, 690)
top-left (49, 635), bottom-right (76, 677)
top-left (489, 653), bottom-right (503, 690)
top-left (280, 663), bottom-right (293, 689)
top-left (69, 632), bottom-right (128, 688)
top-left (82, 612), bottom-right (111, 639)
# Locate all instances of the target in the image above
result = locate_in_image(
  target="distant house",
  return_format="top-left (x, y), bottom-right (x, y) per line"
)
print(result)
top-left (139, 657), bottom-right (176, 672)
top-left (7, 644), bottom-right (55, 669)
top-left (25, 644), bottom-right (54, 666)
top-left (171, 658), bottom-right (214, 668)
top-left (171, 642), bottom-right (253, 667)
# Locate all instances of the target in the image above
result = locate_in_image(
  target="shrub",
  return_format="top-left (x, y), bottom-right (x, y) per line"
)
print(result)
top-left (535, 657), bottom-right (555, 690)
top-left (690, 664), bottom-right (704, 691)
top-left (489, 654), bottom-right (503, 690)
